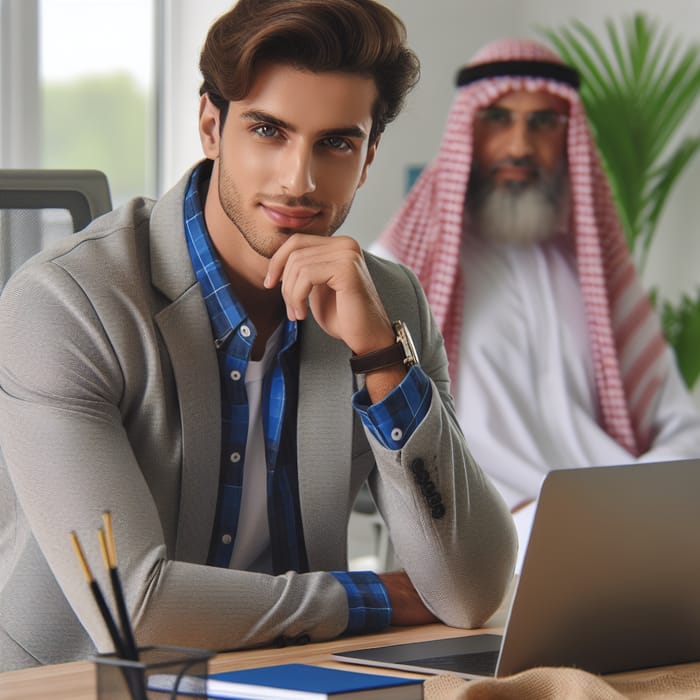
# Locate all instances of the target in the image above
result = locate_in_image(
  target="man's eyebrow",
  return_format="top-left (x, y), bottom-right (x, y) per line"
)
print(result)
top-left (240, 110), bottom-right (289, 129)
top-left (240, 110), bottom-right (367, 140)
top-left (319, 125), bottom-right (368, 140)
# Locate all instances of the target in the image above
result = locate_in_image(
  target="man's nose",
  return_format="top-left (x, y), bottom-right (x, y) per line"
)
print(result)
top-left (280, 144), bottom-right (316, 196)
top-left (505, 116), bottom-right (535, 159)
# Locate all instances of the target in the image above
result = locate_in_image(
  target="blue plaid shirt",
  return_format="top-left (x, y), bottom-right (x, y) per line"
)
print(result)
top-left (183, 162), bottom-right (431, 635)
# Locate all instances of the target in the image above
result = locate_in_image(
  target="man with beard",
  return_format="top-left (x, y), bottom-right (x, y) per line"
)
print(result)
top-left (0, 0), bottom-right (517, 670)
top-left (373, 39), bottom-right (700, 571)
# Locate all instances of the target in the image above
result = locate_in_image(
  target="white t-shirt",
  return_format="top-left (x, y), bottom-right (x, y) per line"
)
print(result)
top-left (229, 325), bottom-right (283, 574)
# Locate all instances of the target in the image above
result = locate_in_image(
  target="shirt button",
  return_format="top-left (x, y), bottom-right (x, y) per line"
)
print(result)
top-left (230, 369), bottom-right (241, 381)
top-left (222, 534), bottom-right (232, 545)
top-left (240, 324), bottom-right (251, 338)
top-left (390, 427), bottom-right (403, 441)
top-left (230, 452), bottom-right (241, 463)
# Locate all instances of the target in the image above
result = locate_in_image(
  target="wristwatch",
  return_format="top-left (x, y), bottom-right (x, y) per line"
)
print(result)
top-left (349, 320), bottom-right (419, 374)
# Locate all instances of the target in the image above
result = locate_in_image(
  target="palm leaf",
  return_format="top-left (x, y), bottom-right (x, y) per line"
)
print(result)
top-left (661, 291), bottom-right (700, 389)
top-left (646, 52), bottom-right (700, 161)
top-left (607, 19), bottom-right (631, 86)
top-left (570, 19), bottom-right (626, 94)
top-left (542, 14), bottom-right (700, 262)
top-left (627, 14), bottom-right (652, 83)
top-left (640, 136), bottom-right (700, 268)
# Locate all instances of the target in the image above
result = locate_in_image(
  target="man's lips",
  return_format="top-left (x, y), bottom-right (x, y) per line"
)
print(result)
top-left (493, 165), bottom-right (536, 182)
top-left (261, 203), bottom-right (320, 229)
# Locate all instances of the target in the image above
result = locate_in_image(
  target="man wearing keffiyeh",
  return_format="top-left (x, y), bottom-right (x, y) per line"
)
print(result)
top-left (374, 39), bottom-right (700, 571)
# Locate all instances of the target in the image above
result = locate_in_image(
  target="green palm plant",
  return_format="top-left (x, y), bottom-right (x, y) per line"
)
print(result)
top-left (542, 14), bottom-right (700, 389)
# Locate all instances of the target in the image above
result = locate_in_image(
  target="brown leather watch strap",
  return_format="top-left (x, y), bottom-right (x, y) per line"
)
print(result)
top-left (350, 341), bottom-right (406, 374)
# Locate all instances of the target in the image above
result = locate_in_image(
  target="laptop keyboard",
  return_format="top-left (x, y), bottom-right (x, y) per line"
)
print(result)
top-left (414, 650), bottom-right (499, 676)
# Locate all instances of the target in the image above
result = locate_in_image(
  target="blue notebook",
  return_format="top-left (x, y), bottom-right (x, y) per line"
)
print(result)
top-left (149, 662), bottom-right (423, 698)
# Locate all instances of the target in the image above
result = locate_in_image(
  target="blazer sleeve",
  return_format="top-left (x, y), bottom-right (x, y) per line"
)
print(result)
top-left (362, 254), bottom-right (518, 628)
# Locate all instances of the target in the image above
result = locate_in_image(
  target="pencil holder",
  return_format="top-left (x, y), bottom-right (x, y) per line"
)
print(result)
top-left (93, 645), bottom-right (213, 699)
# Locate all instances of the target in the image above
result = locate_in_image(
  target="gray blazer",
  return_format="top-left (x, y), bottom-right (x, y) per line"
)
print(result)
top-left (0, 167), bottom-right (516, 670)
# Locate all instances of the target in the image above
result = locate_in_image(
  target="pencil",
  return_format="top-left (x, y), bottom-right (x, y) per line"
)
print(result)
top-left (72, 527), bottom-right (148, 700)
top-left (101, 511), bottom-right (139, 660)
top-left (70, 531), bottom-right (127, 659)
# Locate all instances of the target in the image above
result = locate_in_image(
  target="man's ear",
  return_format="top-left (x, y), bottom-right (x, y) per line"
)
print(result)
top-left (358, 136), bottom-right (380, 189)
top-left (199, 93), bottom-right (221, 159)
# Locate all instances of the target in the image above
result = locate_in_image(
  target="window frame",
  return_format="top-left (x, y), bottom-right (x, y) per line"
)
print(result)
top-left (0, 0), bottom-right (40, 168)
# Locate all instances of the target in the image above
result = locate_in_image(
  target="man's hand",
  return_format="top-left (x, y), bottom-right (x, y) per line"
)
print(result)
top-left (264, 234), bottom-right (395, 356)
top-left (265, 234), bottom-right (408, 402)
top-left (379, 570), bottom-right (439, 626)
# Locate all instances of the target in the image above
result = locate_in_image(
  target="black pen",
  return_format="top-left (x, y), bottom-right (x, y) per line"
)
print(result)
top-left (101, 511), bottom-right (139, 660)
top-left (70, 531), bottom-right (127, 659)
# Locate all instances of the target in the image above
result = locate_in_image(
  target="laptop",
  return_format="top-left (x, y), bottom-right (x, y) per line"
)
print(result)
top-left (332, 458), bottom-right (700, 679)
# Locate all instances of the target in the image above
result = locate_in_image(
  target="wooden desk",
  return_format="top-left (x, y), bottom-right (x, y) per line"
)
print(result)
top-left (0, 623), bottom-right (479, 700)
top-left (5, 621), bottom-right (700, 700)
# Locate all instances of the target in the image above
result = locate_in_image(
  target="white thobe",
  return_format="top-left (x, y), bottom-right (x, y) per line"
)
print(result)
top-left (459, 235), bottom-right (700, 570)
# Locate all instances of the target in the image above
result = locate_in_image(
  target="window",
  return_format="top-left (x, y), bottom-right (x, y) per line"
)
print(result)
top-left (39, 0), bottom-right (157, 204)
top-left (0, 0), bottom-right (157, 287)
top-left (0, 0), bottom-right (157, 204)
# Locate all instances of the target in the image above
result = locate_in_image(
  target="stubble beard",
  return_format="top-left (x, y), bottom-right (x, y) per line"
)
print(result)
top-left (217, 155), bottom-right (355, 259)
top-left (465, 158), bottom-right (571, 245)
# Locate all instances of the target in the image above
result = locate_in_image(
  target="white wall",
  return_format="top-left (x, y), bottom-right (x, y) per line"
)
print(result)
top-left (161, 2), bottom-right (700, 400)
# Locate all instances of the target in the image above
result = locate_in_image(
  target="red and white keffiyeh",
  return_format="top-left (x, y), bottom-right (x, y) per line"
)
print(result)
top-left (378, 39), bottom-right (667, 456)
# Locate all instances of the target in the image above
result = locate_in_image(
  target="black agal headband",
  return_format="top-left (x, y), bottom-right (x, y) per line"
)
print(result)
top-left (455, 60), bottom-right (580, 89)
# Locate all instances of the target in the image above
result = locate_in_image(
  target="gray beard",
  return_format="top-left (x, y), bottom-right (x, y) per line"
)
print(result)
top-left (465, 160), bottom-right (571, 245)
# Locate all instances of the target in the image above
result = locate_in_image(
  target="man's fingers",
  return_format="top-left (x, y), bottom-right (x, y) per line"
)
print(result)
top-left (275, 239), bottom-right (365, 321)
top-left (265, 233), bottom-right (360, 288)
top-left (262, 233), bottom-right (393, 352)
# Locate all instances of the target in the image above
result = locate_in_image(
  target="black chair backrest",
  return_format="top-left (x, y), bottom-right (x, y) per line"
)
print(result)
top-left (0, 169), bottom-right (112, 289)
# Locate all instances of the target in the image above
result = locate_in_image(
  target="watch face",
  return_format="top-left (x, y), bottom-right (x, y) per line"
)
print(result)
top-left (394, 321), bottom-right (418, 366)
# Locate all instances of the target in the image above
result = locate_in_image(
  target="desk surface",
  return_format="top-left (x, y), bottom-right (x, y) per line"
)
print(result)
top-left (0, 623), bottom-right (476, 700)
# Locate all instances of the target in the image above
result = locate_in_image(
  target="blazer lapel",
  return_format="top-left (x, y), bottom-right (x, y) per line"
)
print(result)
top-left (297, 315), bottom-right (355, 570)
top-left (149, 167), bottom-right (221, 563)
top-left (156, 288), bottom-right (221, 563)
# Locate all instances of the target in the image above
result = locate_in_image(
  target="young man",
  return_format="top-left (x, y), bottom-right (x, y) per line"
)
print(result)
top-left (0, 0), bottom-right (516, 670)
top-left (374, 39), bottom-right (700, 570)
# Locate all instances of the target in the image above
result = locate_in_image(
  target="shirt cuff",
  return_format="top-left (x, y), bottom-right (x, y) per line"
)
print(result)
top-left (330, 571), bottom-right (391, 635)
top-left (352, 365), bottom-right (432, 449)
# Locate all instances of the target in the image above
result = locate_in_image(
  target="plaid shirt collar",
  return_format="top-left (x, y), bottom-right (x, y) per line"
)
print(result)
top-left (182, 161), bottom-right (297, 351)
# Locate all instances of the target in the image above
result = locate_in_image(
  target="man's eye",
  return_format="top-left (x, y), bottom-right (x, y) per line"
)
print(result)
top-left (479, 108), bottom-right (512, 127)
top-left (527, 110), bottom-right (568, 133)
top-left (527, 111), bottom-right (563, 132)
top-left (253, 124), bottom-right (279, 138)
top-left (323, 136), bottom-right (351, 151)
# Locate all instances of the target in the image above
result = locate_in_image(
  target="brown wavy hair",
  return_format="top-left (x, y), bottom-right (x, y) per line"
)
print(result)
top-left (199, 0), bottom-right (420, 145)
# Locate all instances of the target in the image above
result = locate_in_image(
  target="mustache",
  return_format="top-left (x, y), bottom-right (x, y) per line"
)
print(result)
top-left (486, 156), bottom-right (540, 179)
top-left (467, 156), bottom-right (566, 214)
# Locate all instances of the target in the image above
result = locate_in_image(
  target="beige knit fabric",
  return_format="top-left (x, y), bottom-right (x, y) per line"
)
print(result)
top-left (423, 663), bottom-right (700, 699)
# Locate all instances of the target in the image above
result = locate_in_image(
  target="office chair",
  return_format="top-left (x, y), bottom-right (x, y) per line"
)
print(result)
top-left (0, 169), bottom-right (112, 290)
